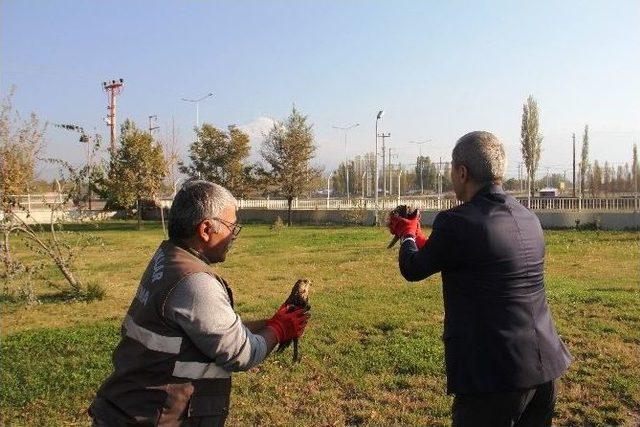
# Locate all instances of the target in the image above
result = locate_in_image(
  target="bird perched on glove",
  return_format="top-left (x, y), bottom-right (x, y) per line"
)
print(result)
top-left (387, 207), bottom-right (428, 249)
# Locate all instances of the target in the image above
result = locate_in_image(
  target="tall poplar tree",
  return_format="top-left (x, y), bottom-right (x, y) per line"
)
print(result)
top-left (580, 125), bottom-right (589, 197)
top-left (520, 95), bottom-right (543, 197)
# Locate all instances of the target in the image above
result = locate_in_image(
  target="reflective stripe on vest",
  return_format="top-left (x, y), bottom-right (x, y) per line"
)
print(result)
top-left (124, 314), bottom-right (182, 354)
top-left (173, 361), bottom-right (232, 379)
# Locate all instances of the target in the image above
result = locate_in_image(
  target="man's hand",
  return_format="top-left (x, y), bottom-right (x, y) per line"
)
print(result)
top-left (415, 223), bottom-right (428, 249)
top-left (265, 304), bottom-right (310, 343)
top-left (388, 213), bottom-right (420, 238)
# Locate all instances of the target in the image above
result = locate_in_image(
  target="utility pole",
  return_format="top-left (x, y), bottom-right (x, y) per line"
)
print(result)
top-left (410, 140), bottom-right (431, 195)
top-left (388, 147), bottom-right (398, 195)
top-left (374, 110), bottom-right (385, 225)
top-left (362, 171), bottom-right (366, 198)
top-left (517, 162), bottom-right (523, 194)
top-left (379, 133), bottom-right (391, 196)
top-left (326, 172), bottom-right (333, 208)
top-left (438, 157), bottom-right (443, 200)
top-left (333, 123), bottom-right (359, 201)
top-left (546, 167), bottom-right (551, 187)
top-left (434, 157), bottom-right (448, 200)
top-left (635, 142), bottom-right (639, 212)
top-left (102, 78), bottom-right (124, 155)
top-left (148, 115), bottom-right (159, 136)
top-left (170, 116), bottom-right (179, 196)
top-left (572, 133), bottom-right (576, 197)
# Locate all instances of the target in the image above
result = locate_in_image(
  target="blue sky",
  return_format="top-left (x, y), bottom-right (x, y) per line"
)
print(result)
top-left (2, 0), bottom-right (638, 179)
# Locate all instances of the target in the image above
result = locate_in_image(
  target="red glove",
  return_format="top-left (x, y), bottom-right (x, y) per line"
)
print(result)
top-left (266, 304), bottom-right (310, 343)
top-left (387, 214), bottom-right (420, 238)
top-left (415, 223), bottom-right (428, 249)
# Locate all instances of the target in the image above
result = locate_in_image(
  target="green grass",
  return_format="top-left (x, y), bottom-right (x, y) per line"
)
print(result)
top-left (1, 222), bottom-right (639, 426)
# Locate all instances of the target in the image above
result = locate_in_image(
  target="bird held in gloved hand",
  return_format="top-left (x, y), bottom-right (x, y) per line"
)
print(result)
top-left (387, 205), bottom-right (419, 248)
top-left (276, 278), bottom-right (311, 362)
top-left (387, 205), bottom-right (428, 249)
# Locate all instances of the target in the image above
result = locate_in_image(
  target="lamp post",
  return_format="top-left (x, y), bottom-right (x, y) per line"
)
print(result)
top-left (181, 92), bottom-right (213, 128)
top-left (332, 123), bottom-right (359, 201)
top-left (326, 171), bottom-right (333, 209)
top-left (374, 110), bottom-right (384, 225)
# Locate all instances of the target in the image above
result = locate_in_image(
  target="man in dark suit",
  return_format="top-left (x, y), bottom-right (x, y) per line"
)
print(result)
top-left (388, 131), bottom-right (571, 426)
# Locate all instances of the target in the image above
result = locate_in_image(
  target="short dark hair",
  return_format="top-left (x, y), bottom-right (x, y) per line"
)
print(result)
top-left (168, 181), bottom-right (236, 241)
top-left (452, 131), bottom-right (506, 184)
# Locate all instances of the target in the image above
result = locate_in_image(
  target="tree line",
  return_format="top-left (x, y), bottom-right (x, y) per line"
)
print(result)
top-left (3, 90), bottom-right (639, 213)
top-left (520, 96), bottom-right (638, 198)
top-left (1, 96), bottom-right (321, 227)
top-left (330, 155), bottom-right (453, 197)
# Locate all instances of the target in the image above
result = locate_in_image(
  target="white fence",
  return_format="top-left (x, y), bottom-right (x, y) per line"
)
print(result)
top-left (238, 198), bottom-right (462, 211)
top-left (6, 194), bottom-right (640, 213)
top-left (237, 197), bottom-right (640, 212)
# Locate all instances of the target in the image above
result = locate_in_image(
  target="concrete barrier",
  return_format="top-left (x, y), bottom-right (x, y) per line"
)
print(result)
top-left (238, 208), bottom-right (640, 230)
top-left (7, 209), bottom-right (118, 225)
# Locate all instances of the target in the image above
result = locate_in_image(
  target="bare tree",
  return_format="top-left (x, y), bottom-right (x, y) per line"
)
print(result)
top-left (603, 161), bottom-right (611, 195)
top-left (590, 160), bottom-right (602, 197)
top-left (0, 88), bottom-right (46, 279)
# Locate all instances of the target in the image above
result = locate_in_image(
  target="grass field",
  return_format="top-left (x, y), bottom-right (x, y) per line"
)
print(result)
top-left (1, 222), bottom-right (639, 426)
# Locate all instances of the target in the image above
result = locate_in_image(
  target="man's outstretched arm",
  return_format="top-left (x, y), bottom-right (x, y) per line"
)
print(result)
top-left (399, 211), bottom-right (458, 282)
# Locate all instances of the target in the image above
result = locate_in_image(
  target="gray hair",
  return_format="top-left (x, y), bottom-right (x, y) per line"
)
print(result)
top-left (452, 131), bottom-right (507, 184)
top-left (168, 180), bottom-right (237, 241)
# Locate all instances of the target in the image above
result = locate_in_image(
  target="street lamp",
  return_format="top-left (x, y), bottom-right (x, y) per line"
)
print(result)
top-left (332, 123), bottom-right (359, 201)
top-left (181, 92), bottom-right (213, 127)
top-left (326, 171), bottom-right (334, 208)
top-left (375, 110), bottom-right (384, 225)
top-left (410, 140), bottom-right (431, 195)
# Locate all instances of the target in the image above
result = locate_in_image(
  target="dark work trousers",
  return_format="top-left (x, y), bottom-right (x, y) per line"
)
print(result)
top-left (452, 380), bottom-right (556, 427)
top-left (91, 416), bottom-right (226, 427)
top-left (89, 397), bottom-right (228, 427)
top-left (91, 415), bottom-right (227, 427)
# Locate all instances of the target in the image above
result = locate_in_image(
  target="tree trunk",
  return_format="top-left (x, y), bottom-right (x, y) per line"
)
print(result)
top-left (287, 196), bottom-right (293, 226)
top-left (55, 258), bottom-right (82, 294)
top-left (2, 229), bottom-right (11, 265)
top-left (137, 197), bottom-right (142, 230)
top-left (1, 228), bottom-right (12, 282)
top-left (529, 170), bottom-right (535, 198)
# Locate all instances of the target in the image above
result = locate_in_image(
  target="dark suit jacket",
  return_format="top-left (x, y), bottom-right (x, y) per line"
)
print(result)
top-left (399, 184), bottom-right (571, 394)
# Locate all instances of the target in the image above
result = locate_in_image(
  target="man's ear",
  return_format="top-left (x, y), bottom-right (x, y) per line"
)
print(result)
top-left (197, 219), bottom-right (216, 242)
top-left (459, 165), bottom-right (469, 183)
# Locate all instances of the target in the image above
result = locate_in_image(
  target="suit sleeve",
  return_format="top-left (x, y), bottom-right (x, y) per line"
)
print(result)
top-left (399, 211), bottom-right (459, 281)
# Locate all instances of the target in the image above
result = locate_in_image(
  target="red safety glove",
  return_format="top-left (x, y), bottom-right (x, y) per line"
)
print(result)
top-left (415, 223), bottom-right (428, 249)
top-left (387, 214), bottom-right (420, 238)
top-left (265, 304), bottom-right (310, 343)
